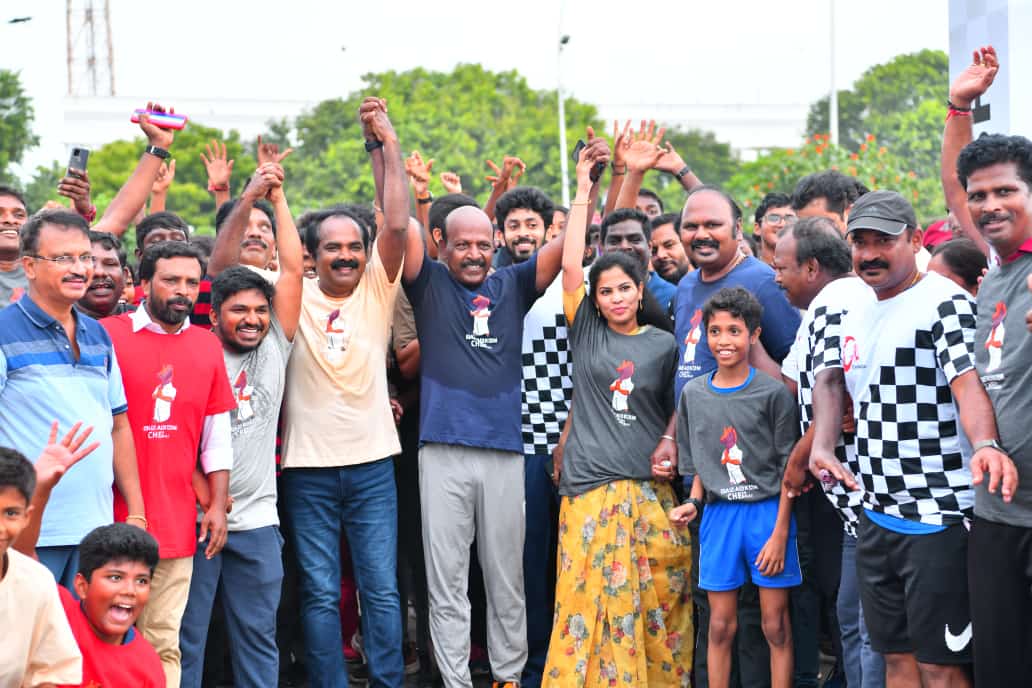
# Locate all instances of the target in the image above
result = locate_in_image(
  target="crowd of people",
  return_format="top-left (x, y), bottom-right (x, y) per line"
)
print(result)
top-left (2, 44), bottom-right (1031, 688)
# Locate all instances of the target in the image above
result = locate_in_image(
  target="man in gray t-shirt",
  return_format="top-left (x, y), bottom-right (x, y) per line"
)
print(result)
top-left (0, 187), bottom-right (29, 310)
top-left (178, 162), bottom-right (305, 687)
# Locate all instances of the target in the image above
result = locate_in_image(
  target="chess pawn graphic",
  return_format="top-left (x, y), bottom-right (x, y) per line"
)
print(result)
top-left (470, 294), bottom-right (491, 336)
top-left (152, 364), bottom-right (176, 422)
top-left (609, 360), bottom-right (635, 412)
top-left (234, 370), bottom-right (254, 421)
top-left (986, 301), bottom-right (1007, 372)
top-left (683, 309), bottom-right (703, 364)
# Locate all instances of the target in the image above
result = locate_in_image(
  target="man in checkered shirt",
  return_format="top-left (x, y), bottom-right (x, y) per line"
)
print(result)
top-left (773, 216), bottom-right (883, 688)
top-left (494, 186), bottom-right (570, 688)
top-left (810, 190), bottom-right (1016, 686)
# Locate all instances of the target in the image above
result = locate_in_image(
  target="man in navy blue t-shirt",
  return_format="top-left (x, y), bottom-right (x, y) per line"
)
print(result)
top-left (402, 204), bottom-right (564, 688)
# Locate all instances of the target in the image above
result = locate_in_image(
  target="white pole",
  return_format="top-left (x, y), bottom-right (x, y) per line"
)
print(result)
top-left (829, 0), bottom-right (839, 145)
top-left (557, 35), bottom-right (570, 206)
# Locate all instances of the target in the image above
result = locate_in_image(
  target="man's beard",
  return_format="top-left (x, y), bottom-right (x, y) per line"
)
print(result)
top-left (150, 293), bottom-right (194, 326)
top-left (217, 320), bottom-right (264, 353)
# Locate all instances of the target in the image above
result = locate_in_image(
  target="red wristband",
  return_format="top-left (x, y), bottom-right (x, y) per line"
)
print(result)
top-left (946, 108), bottom-right (972, 121)
top-left (81, 204), bottom-right (97, 223)
top-left (208, 182), bottom-right (229, 192)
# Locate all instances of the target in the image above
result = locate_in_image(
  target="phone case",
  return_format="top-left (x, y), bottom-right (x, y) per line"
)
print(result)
top-left (130, 109), bottom-right (188, 130)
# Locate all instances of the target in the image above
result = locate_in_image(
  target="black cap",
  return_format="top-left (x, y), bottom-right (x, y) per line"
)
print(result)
top-left (845, 190), bottom-right (918, 236)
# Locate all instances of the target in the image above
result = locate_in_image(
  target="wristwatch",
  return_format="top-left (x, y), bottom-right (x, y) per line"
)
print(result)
top-left (972, 439), bottom-right (1006, 454)
top-left (145, 145), bottom-right (170, 160)
top-left (364, 139), bottom-right (384, 152)
top-left (686, 497), bottom-right (703, 514)
top-left (674, 165), bottom-right (692, 180)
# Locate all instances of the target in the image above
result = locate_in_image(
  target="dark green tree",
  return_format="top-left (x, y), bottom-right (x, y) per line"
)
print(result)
top-left (0, 70), bottom-right (40, 183)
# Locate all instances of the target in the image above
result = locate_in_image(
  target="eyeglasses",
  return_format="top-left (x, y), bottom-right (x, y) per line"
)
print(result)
top-left (763, 213), bottom-right (797, 225)
top-left (30, 253), bottom-right (96, 267)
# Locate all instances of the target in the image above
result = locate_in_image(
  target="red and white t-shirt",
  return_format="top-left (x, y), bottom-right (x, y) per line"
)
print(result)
top-left (103, 314), bottom-right (236, 558)
top-left (57, 586), bottom-right (164, 687)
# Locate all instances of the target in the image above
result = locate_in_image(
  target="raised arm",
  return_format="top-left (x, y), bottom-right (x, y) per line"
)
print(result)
top-left (483, 156), bottom-right (525, 222)
top-left (654, 140), bottom-right (703, 192)
top-left (201, 140), bottom-right (235, 210)
top-left (264, 164), bottom-right (303, 341)
top-left (148, 159), bottom-right (175, 214)
top-left (206, 165), bottom-right (281, 277)
top-left (405, 151), bottom-right (436, 258)
top-left (603, 120), bottom-right (631, 216)
top-left (360, 97), bottom-right (409, 281)
top-left (942, 45), bottom-right (998, 255)
top-left (562, 129), bottom-right (610, 293)
top-left (93, 102), bottom-right (176, 237)
top-left (613, 120), bottom-right (667, 210)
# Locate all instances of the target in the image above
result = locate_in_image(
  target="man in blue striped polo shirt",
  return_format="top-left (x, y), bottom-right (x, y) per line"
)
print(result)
top-left (0, 209), bottom-right (146, 587)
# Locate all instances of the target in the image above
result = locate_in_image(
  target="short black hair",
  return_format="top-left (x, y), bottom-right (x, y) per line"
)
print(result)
top-left (138, 240), bottom-right (204, 282)
top-left (0, 185), bottom-right (28, 211)
top-left (957, 133), bottom-right (1032, 190)
top-left (702, 286), bottom-right (763, 333)
top-left (190, 234), bottom-right (216, 260)
top-left (135, 211), bottom-right (190, 248)
top-left (601, 207), bottom-right (651, 243)
top-left (88, 230), bottom-right (122, 254)
top-left (754, 192), bottom-right (793, 225)
top-left (586, 223), bottom-right (601, 243)
top-left (495, 187), bottom-right (555, 230)
top-left (429, 194), bottom-right (479, 242)
top-left (20, 209), bottom-right (90, 255)
top-left (650, 212), bottom-right (680, 235)
top-left (931, 238), bottom-right (987, 291)
top-left (215, 198), bottom-right (277, 236)
top-left (637, 188), bottom-right (664, 213)
top-left (0, 447), bottom-right (36, 504)
top-left (211, 265), bottom-right (276, 313)
top-left (553, 206), bottom-right (569, 218)
top-left (783, 216), bottom-right (852, 276)
top-left (791, 171), bottom-right (869, 216)
top-left (683, 185), bottom-right (744, 228)
top-left (303, 206), bottom-right (373, 257)
top-left (77, 523), bottom-right (160, 580)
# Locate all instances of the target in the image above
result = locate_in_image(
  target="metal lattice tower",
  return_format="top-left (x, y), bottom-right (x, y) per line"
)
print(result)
top-left (65, 0), bottom-right (115, 96)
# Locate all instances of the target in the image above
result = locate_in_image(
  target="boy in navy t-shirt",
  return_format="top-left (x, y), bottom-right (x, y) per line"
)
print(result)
top-left (671, 287), bottom-right (801, 687)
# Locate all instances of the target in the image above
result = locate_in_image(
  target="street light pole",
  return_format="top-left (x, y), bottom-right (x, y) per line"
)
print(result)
top-left (557, 33), bottom-right (570, 206)
top-left (829, 0), bottom-right (839, 145)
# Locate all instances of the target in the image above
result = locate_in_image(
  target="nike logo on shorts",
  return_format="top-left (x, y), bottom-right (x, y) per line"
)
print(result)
top-left (944, 623), bottom-right (972, 652)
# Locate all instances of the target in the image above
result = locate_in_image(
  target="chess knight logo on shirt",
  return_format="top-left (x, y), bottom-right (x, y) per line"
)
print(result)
top-left (683, 309), bottom-right (703, 363)
top-left (233, 370), bottom-right (255, 421)
top-left (609, 360), bottom-right (635, 412)
top-left (325, 308), bottom-right (349, 355)
top-left (720, 426), bottom-right (746, 485)
top-left (985, 301), bottom-right (1007, 372)
top-left (151, 364), bottom-right (176, 422)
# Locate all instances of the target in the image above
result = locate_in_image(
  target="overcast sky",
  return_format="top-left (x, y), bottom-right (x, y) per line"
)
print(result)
top-left (3, 0), bottom-right (948, 161)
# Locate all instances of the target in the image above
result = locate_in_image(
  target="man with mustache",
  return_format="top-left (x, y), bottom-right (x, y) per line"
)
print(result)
top-left (102, 240), bottom-right (237, 687)
top-left (649, 212), bottom-right (692, 284)
top-left (211, 196), bottom-right (278, 276)
top-left (946, 44), bottom-right (1032, 683)
top-left (401, 140), bottom-right (570, 686)
top-left (76, 231), bottom-right (134, 319)
top-left (178, 161), bottom-right (303, 688)
top-left (210, 98), bottom-right (411, 688)
top-left (599, 207), bottom-right (677, 315)
top-left (673, 185), bottom-right (800, 687)
top-left (0, 209), bottom-right (146, 588)
top-left (810, 190), bottom-right (1016, 688)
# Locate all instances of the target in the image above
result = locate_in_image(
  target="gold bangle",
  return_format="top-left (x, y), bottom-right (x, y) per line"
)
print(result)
top-left (126, 514), bottom-right (148, 528)
top-left (570, 199), bottom-right (591, 206)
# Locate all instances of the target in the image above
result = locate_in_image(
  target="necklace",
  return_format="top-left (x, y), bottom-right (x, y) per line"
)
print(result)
top-left (906, 271), bottom-right (923, 290)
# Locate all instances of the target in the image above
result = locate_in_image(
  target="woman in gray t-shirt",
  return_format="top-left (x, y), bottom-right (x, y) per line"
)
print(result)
top-left (542, 135), bottom-right (692, 687)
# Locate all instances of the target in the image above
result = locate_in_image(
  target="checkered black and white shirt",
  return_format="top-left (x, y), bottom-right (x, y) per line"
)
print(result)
top-left (841, 272), bottom-right (976, 526)
top-left (786, 277), bottom-right (873, 537)
top-left (521, 277), bottom-right (573, 456)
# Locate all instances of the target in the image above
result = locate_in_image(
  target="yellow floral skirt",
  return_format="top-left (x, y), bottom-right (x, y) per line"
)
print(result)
top-left (543, 479), bottom-right (693, 687)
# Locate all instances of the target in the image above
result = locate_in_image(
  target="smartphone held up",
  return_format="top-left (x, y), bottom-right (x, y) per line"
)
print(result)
top-left (67, 147), bottom-right (90, 177)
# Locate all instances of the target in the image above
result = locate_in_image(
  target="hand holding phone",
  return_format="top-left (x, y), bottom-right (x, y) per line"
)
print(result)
top-left (572, 139), bottom-right (606, 183)
top-left (131, 109), bottom-right (188, 130)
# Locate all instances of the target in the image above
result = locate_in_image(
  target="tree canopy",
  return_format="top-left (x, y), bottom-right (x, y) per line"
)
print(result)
top-left (0, 70), bottom-right (39, 184)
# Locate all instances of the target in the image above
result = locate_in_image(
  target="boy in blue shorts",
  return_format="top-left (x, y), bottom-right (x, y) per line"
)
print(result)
top-left (670, 286), bottom-right (801, 688)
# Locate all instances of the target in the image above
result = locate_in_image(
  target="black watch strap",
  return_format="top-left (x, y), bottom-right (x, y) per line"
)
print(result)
top-left (364, 139), bottom-right (384, 152)
top-left (675, 165), bottom-right (692, 180)
top-left (145, 145), bottom-right (170, 160)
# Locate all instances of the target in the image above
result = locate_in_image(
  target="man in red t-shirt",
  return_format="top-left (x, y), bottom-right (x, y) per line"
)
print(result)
top-left (58, 523), bottom-right (165, 687)
top-left (103, 241), bottom-right (235, 687)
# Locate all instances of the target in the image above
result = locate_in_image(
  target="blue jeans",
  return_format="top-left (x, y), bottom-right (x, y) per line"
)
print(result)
top-left (281, 460), bottom-right (403, 688)
top-left (838, 532), bottom-right (884, 688)
top-left (179, 525), bottom-right (284, 688)
top-left (521, 454), bottom-right (559, 688)
top-left (37, 545), bottom-right (80, 590)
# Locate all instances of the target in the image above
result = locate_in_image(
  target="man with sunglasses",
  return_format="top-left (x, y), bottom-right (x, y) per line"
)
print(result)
top-left (0, 209), bottom-right (146, 586)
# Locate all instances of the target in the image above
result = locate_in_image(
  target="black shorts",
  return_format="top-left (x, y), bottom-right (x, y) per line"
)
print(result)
top-left (856, 511), bottom-right (971, 665)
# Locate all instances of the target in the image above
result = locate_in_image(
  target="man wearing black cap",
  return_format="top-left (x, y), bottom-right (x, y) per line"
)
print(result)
top-left (809, 190), bottom-right (1016, 686)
